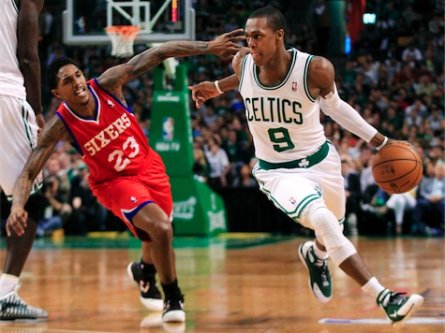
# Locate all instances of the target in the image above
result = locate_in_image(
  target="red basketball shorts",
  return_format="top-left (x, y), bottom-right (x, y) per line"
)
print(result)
top-left (91, 150), bottom-right (172, 241)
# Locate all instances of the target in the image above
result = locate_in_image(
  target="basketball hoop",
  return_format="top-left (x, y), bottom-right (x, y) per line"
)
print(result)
top-left (105, 25), bottom-right (141, 58)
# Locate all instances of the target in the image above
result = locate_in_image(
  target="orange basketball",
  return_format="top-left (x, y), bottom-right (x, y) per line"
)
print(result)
top-left (371, 142), bottom-right (423, 194)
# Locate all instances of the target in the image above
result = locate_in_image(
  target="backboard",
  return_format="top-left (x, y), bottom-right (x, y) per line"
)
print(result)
top-left (63, 0), bottom-right (195, 45)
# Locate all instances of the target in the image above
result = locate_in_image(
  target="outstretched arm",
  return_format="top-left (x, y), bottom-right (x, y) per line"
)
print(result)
top-left (7, 116), bottom-right (69, 236)
top-left (97, 29), bottom-right (245, 96)
top-left (188, 48), bottom-right (250, 108)
top-left (18, 0), bottom-right (44, 129)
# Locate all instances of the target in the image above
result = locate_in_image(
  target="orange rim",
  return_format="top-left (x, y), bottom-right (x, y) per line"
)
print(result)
top-left (105, 25), bottom-right (141, 38)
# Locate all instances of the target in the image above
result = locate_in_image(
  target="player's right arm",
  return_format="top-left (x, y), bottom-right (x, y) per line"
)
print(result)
top-left (188, 48), bottom-right (250, 108)
top-left (17, 0), bottom-right (45, 129)
top-left (6, 117), bottom-right (70, 236)
top-left (312, 56), bottom-right (390, 149)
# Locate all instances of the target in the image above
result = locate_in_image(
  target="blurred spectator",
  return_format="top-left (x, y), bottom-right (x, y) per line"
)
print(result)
top-left (222, 129), bottom-right (244, 178)
top-left (341, 155), bottom-right (361, 236)
top-left (401, 43), bottom-right (423, 65)
top-left (66, 163), bottom-right (108, 235)
top-left (412, 160), bottom-right (445, 236)
top-left (193, 146), bottom-right (210, 183)
top-left (358, 145), bottom-right (375, 192)
top-left (385, 189), bottom-right (417, 236)
top-left (204, 137), bottom-right (231, 188)
top-left (37, 176), bottom-right (72, 237)
top-left (232, 163), bottom-right (257, 188)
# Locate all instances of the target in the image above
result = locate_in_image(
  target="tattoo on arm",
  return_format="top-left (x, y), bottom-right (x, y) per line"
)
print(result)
top-left (13, 117), bottom-right (68, 208)
top-left (129, 41), bottom-right (209, 77)
top-left (98, 40), bottom-right (209, 90)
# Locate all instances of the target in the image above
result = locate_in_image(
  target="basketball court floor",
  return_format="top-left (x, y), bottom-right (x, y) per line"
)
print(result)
top-left (0, 233), bottom-right (444, 333)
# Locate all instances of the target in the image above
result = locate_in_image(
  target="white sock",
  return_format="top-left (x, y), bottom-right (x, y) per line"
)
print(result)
top-left (361, 277), bottom-right (385, 299)
top-left (0, 273), bottom-right (19, 297)
top-left (313, 241), bottom-right (328, 260)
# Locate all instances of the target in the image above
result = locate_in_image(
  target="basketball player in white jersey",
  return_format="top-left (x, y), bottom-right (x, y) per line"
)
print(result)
top-left (189, 5), bottom-right (424, 325)
top-left (0, 0), bottom-right (47, 321)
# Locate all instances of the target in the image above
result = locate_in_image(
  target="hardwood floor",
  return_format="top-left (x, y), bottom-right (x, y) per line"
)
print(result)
top-left (0, 235), bottom-right (443, 333)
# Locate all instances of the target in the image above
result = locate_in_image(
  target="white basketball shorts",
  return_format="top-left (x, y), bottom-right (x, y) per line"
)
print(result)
top-left (0, 95), bottom-right (42, 196)
top-left (252, 142), bottom-right (345, 229)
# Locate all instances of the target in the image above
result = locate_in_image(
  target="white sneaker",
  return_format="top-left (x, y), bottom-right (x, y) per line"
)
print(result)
top-left (0, 291), bottom-right (48, 321)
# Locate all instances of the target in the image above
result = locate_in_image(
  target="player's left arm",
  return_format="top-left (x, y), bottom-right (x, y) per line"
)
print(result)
top-left (310, 56), bottom-right (388, 149)
top-left (17, 0), bottom-right (45, 129)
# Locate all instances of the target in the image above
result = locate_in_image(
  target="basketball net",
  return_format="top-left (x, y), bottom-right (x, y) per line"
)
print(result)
top-left (105, 25), bottom-right (141, 58)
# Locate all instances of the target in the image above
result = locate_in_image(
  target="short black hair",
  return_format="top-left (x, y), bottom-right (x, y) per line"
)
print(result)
top-left (247, 5), bottom-right (287, 33)
top-left (46, 57), bottom-right (81, 89)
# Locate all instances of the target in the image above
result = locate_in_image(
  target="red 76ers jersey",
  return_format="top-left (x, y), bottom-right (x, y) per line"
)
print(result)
top-left (56, 79), bottom-right (151, 185)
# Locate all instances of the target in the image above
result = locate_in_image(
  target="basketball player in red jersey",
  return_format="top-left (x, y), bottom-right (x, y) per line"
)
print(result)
top-left (6, 30), bottom-right (245, 323)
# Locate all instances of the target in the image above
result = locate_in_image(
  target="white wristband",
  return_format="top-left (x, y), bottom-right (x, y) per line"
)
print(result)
top-left (375, 136), bottom-right (388, 151)
top-left (214, 80), bottom-right (223, 95)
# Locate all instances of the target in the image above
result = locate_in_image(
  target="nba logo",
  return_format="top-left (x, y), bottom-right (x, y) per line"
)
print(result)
top-left (162, 117), bottom-right (174, 141)
top-left (292, 82), bottom-right (298, 91)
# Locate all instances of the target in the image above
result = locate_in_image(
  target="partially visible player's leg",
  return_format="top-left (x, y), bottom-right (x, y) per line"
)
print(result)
top-left (127, 242), bottom-right (163, 311)
top-left (0, 98), bottom-right (47, 321)
top-left (0, 195), bottom-right (48, 321)
top-left (93, 175), bottom-right (185, 323)
top-left (302, 200), bottom-right (423, 325)
top-left (298, 239), bottom-right (332, 303)
top-left (133, 204), bottom-right (184, 323)
top-left (253, 166), bottom-right (334, 303)
top-left (3, 193), bottom-right (43, 277)
top-left (298, 144), bottom-right (349, 303)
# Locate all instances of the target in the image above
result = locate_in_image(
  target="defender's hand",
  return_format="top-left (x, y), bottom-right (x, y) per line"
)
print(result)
top-left (6, 207), bottom-right (28, 236)
top-left (189, 81), bottom-right (221, 108)
top-left (208, 29), bottom-right (245, 58)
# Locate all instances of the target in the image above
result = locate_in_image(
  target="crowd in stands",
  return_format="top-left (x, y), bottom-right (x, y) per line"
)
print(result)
top-left (1, 0), bottom-right (443, 238)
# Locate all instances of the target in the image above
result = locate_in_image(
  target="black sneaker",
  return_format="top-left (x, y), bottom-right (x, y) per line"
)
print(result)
top-left (0, 291), bottom-right (48, 322)
top-left (127, 262), bottom-right (163, 311)
top-left (162, 298), bottom-right (185, 323)
top-left (298, 241), bottom-right (332, 303)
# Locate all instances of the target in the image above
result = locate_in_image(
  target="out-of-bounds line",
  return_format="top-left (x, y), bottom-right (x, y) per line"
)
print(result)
top-left (319, 317), bottom-right (445, 325)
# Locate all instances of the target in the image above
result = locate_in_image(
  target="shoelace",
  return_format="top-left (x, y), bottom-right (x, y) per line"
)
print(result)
top-left (309, 247), bottom-right (330, 285)
top-left (318, 260), bottom-right (330, 285)
top-left (388, 292), bottom-right (407, 306)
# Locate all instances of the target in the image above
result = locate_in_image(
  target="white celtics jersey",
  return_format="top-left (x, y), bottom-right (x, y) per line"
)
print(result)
top-left (239, 48), bottom-right (326, 162)
top-left (0, 0), bottom-right (26, 99)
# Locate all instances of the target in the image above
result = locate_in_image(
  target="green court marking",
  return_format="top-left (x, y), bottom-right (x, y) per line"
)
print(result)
top-left (0, 233), bottom-right (294, 250)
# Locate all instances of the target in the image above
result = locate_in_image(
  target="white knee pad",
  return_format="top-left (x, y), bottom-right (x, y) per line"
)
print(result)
top-left (303, 201), bottom-right (356, 265)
